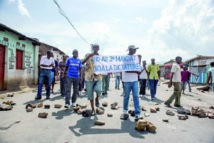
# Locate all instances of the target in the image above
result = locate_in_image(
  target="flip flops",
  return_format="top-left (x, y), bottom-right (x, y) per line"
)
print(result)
top-left (166, 110), bottom-right (175, 116)
top-left (135, 119), bottom-right (147, 131)
top-left (94, 120), bottom-right (105, 125)
top-left (178, 115), bottom-right (189, 120)
top-left (146, 121), bottom-right (156, 132)
top-left (54, 104), bottom-right (62, 108)
top-left (38, 112), bottom-right (48, 118)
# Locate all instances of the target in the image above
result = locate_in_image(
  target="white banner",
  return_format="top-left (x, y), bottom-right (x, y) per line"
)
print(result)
top-left (93, 55), bottom-right (141, 74)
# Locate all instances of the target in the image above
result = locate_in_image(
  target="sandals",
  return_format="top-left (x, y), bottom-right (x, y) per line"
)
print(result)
top-left (166, 110), bottom-right (175, 116)
top-left (38, 112), bottom-right (48, 118)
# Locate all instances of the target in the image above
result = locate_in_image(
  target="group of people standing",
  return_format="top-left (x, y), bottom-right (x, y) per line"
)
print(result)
top-left (35, 44), bottom-right (214, 120)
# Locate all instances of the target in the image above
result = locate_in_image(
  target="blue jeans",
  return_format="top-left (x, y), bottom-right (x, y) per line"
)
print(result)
top-left (123, 81), bottom-right (140, 116)
top-left (187, 80), bottom-right (191, 92)
top-left (65, 77), bottom-right (79, 105)
top-left (115, 76), bottom-right (120, 88)
top-left (102, 75), bottom-right (108, 93)
top-left (146, 79), bottom-right (150, 89)
top-left (149, 80), bottom-right (158, 98)
top-left (37, 69), bottom-right (51, 98)
top-left (60, 76), bottom-right (66, 96)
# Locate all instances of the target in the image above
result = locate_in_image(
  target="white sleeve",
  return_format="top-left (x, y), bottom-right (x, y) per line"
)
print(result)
top-left (40, 57), bottom-right (44, 65)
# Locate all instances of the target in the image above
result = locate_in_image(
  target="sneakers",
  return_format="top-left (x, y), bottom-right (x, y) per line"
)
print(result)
top-left (72, 103), bottom-right (76, 107)
top-left (35, 97), bottom-right (41, 100)
top-left (64, 104), bottom-right (69, 108)
top-left (79, 91), bottom-right (82, 96)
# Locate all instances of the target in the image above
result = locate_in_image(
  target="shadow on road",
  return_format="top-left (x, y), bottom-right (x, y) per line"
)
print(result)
top-left (68, 116), bottom-right (156, 139)
top-left (52, 109), bottom-right (73, 120)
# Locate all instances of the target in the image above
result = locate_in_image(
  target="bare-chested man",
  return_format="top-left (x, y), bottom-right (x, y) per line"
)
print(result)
top-left (59, 55), bottom-right (68, 97)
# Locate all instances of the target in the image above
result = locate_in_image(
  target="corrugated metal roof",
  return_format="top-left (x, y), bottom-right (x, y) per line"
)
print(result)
top-left (185, 55), bottom-right (214, 63)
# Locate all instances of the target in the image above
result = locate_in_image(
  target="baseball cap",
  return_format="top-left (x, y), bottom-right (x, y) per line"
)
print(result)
top-left (127, 45), bottom-right (139, 51)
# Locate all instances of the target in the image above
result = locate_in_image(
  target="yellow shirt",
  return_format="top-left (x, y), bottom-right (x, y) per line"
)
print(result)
top-left (147, 64), bottom-right (160, 80)
top-left (84, 53), bottom-right (102, 81)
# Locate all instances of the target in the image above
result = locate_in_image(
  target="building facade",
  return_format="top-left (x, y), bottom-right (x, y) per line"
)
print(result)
top-left (185, 55), bottom-right (214, 84)
top-left (0, 23), bottom-right (40, 91)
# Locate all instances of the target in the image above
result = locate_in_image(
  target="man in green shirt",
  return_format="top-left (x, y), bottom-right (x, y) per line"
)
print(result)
top-left (147, 58), bottom-right (160, 100)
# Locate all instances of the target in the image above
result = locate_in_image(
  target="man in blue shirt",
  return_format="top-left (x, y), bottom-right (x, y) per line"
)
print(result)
top-left (63, 49), bottom-right (82, 108)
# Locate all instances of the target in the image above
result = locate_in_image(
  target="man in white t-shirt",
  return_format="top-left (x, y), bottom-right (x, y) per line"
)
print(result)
top-left (164, 56), bottom-right (182, 107)
top-left (35, 51), bottom-right (55, 100)
top-left (139, 60), bottom-right (148, 97)
top-left (206, 62), bottom-right (214, 92)
top-left (120, 45), bottom-right (142, 121)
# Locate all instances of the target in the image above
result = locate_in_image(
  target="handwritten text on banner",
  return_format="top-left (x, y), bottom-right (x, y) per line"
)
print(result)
top-left (93, 55), bottom-right (141, 74)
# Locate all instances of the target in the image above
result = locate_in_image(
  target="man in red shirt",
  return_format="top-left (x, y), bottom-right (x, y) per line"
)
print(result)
top-left (181, 66), bottom-right (198, 94)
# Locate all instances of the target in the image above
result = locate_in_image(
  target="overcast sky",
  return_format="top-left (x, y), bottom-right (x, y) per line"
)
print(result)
top-left (0, 0), bottom-right (213, 63)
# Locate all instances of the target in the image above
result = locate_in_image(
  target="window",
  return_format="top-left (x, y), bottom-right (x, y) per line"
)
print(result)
top-left (3, 37), bottom-right (8, 42)
top-left (22, 44), bottom-right (25, 48)
top-left (17, 42), bottom-right (20, 46)
top-left (16, 49), bottom-right (23, 69)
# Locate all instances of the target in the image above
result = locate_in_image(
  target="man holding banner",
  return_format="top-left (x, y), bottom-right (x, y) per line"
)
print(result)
top-left (82, 44), bottom-right (102, 115)
top-left (121, 45), bottom-right (141, 121)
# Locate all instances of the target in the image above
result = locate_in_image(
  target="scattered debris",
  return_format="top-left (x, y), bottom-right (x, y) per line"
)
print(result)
top-left (96, 107), bottom-right (105, 115)
top-left (150, 107), bottom-right (157, 113)
top-left (37, 102), bottom-right (43, 108)
top-left (144, 113), bottom-right (150, 117)
top-left (44, 105), bottom-right (50, 109)
top-left (54, 104), bottom-right (62, 108)
top-left (178, 115), bottom-right (189, 120)
top-left (166, 110), bottom-right (175, 116)
top-left (102, 102), bottom-right (108, 107)
top-left (7, 93), bottom-right (14, 97)
top-left (141, 106), bottom-right (147, 111)
top-left (162, 119), bottom-right (169, 122)
top-left (0, 104), bottom-right (13, 111)
top-left (94, 120), bottom-right (105, 125)
top-left (26, 107), bottom-right (33, 112)
top-left (38, 112), bottom-right (48, 118)
top-left (107, 113), bottom-right (113, 117)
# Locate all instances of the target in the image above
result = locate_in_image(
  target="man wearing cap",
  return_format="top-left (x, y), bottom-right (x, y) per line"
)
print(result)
top-left (147, 58), bottom-right (160, 100)
top-left (121, 45), bottom-right (142, 121)
top-left (35, 50), bottom-right (55, 100)
top-left (82, 44), bottom-right (102, 115)
top-left (63, 49), bottom-right (82, 108)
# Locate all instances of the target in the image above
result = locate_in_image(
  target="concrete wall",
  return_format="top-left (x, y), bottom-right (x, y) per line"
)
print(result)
top-left (0, 31), bottom-right (39, 90)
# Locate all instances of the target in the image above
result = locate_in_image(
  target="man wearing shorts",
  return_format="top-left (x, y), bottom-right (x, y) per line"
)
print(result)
top-left (82, 44), bottom-right (102, 115)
